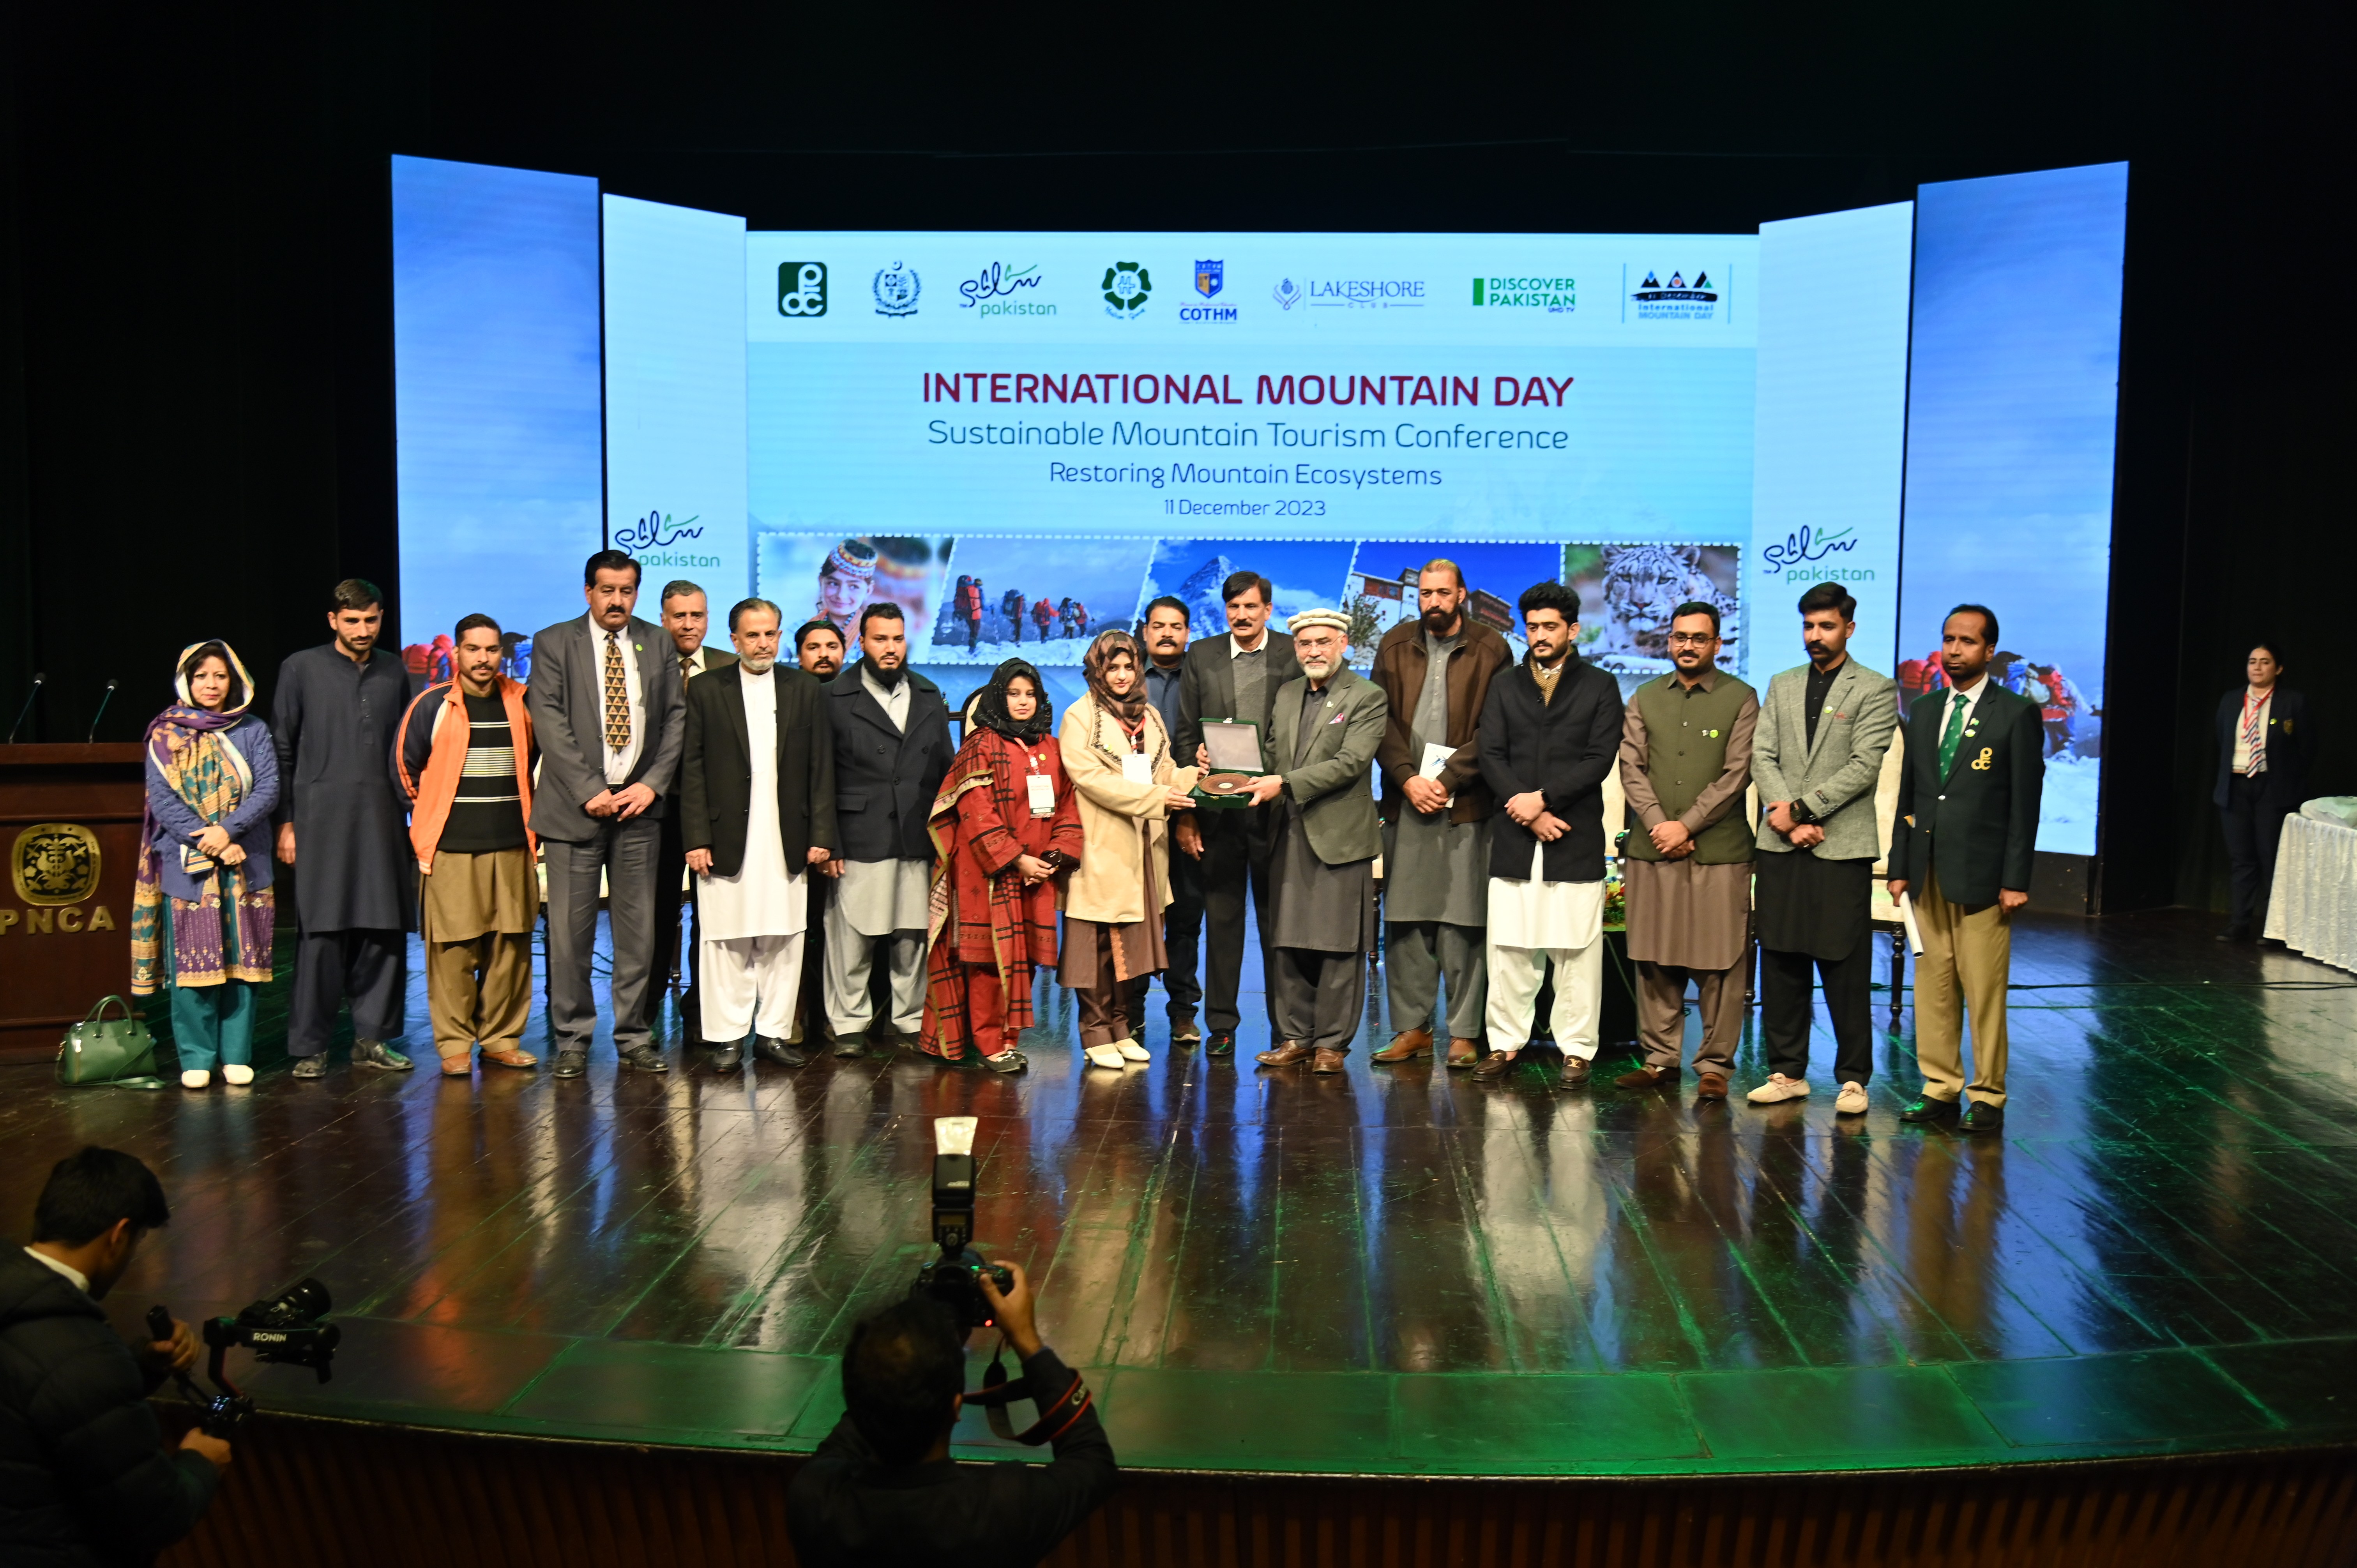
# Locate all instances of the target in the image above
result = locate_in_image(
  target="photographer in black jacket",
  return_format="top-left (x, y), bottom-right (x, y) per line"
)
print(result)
top-left (787, 1261), bottom-right (1114, 1567)
top-left (1, 1147), bottom-right (228, 1566)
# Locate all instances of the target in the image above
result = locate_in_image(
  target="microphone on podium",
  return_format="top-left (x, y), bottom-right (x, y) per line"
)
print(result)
top-left (7, 673), bottom-right (44, 743)
top-left (87, 679), bottom-right (120, 743)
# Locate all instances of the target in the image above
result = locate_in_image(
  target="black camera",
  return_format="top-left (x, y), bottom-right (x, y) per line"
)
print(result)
top-left (148, 1277), bottom-right (341, 1437)
top-left (909, 1116), bottom-right (1013, 1335)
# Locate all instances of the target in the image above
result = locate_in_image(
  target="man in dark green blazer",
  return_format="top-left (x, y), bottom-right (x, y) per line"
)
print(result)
top-left (1885, 604), bottom-right (2044, 1134)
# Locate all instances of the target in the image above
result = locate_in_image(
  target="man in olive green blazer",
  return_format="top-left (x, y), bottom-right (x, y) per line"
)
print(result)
top-left (1239, 610), bottom-right (1387, 1073)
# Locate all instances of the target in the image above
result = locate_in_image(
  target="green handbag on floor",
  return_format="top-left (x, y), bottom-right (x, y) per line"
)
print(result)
top-left (57, 996), bottom-right (168, 1089)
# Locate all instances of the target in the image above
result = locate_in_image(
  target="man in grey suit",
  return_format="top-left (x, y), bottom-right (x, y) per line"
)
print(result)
top-left (1746, 581), bottom-right (1898, 1115)
top-left (1240, 609), bottom-right (1388, 1074)
top-left (1175, 570), bottom-right (1302, 1057)
top-left (527, 550), bottom-right (687, 1077)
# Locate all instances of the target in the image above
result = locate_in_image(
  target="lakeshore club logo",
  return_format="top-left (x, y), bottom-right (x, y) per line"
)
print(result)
top-left (1304, 275), bottom-right (1425, 309)
top-left (1272, 277), bottom-right (1304, 310)
top-left (872, 260), bottom-right (919, 318)
top-left (777, 261), bottom-right (828, 318)
top-left (1102, 261), bottom-right (1152, 320)
top-left (958, 261), bottom-right (1054, 318)
top-left (1473, 274), bottom-right (1576, 313)
top-left (1194, 260), bottom-right (1224, 298)
top-left (1631, 268), bottom-right (1718, 321)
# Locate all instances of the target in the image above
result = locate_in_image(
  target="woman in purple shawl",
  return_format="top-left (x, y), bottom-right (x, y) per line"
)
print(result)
top-left (132, 641), bottom-right (280, 1088)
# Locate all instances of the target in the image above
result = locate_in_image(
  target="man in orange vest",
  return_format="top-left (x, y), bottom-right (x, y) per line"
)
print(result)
top-left (395, 614), bottom-right (541, 1077)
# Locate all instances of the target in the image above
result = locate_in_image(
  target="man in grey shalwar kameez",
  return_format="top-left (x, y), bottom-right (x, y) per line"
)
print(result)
top-left (1369, 561), bottom-right (1511, 1069)
top-left (1243, 610), bottom-right (1389, 1075)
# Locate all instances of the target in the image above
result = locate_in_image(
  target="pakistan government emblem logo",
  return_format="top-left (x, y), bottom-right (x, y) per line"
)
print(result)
top-left (12, 822), bottom-right (100, 906)
top-left (872, 260), bottom-right (920, 318)
top-left (1101, 261), bottom-right (1151, 320)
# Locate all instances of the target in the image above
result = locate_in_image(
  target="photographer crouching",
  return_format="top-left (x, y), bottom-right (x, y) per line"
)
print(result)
top-left (788, 1261), bottom-right (1115, 1567)
top-left (2, 1147), bottom-right (229, 1566)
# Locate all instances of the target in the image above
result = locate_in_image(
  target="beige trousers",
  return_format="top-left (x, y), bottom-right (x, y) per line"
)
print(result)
top-left (1913, 865), bottom-right (2012, 1107)
top-left (428, 932), bottom-right (533, 1059)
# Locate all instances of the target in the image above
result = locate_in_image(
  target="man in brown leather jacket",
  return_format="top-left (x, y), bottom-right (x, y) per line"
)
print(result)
top-left (1368, 561), bottom-right (1512, 1069)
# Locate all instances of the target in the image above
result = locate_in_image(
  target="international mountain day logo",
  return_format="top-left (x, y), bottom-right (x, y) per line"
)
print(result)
top-left (1102, 261), bottom-right (1152, 320)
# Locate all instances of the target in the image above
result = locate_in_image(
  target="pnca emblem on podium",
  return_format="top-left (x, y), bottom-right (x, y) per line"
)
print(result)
top-left (13, 822), bottom-right (100, 906)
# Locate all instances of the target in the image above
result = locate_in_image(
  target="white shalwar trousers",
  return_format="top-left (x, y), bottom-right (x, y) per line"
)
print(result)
top-left (1484, 939), bottom-right (1603, 1059)
top-left (699, 933), bottom-right (806, 1043)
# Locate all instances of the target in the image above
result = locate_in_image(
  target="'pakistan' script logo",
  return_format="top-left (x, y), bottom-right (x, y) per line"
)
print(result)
top-left (13, 822), bottom-right (100, 906)
top-left (1102, 261), bottom-right (1152, 320)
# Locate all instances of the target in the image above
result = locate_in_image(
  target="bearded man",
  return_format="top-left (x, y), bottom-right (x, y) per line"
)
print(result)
top-left (1240, 608), bottom-right (1388, 1074)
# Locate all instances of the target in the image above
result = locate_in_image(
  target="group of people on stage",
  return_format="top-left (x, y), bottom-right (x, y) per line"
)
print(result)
top-left (133, 548), bottom-right (2075, 1131)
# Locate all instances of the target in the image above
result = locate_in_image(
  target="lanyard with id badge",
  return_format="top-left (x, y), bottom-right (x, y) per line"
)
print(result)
top-left (1120, 741), bottom-right (1154, 786)
top-left (1025, 749), bottom-right (1056, 817)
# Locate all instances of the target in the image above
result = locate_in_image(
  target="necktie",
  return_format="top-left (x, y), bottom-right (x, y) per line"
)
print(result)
top-left (680, 651), bottom-right (696, 693)
top-left (1937, 690), bottom-right (1968, 777)
top-left (2242, 694), bottom-right (2267, 777)
top-left (603, 630), bottom-right (631, 750)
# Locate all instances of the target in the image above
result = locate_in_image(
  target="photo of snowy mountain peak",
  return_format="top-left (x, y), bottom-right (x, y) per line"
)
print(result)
top-left (1141, 539), bottom-right (1360, 642)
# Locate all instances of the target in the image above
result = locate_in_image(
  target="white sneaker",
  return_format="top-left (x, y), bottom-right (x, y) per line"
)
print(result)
top-left (1745, 1073), bottom-right (1810, 1104)
top-left (221, 1064), bottom-right (254, 1086)
top-left (1835, 1081), bottom-right (1869, 1114)
top-left (1117, 1041), bottom-right (1150, 1063)
top-left (1085, 1045), bottom-right (1127, 1070)
top-left (180, 1069), bottom-right (211, 1090)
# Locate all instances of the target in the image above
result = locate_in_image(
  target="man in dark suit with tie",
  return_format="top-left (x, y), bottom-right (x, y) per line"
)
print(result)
top-left (2213, 641), bottom-right (2313, 943)
top-left (1886, 604), bottom-right (2044, 1135)
top-left (1175, 570), bottom-right (1302, 1057)
top-left (650, 580), bottom-right (738, 1046)
top-left (527, 550), bottom-right (687, 1077)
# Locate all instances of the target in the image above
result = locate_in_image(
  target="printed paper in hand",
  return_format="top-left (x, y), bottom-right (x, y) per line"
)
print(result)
top-left (1896, 890), bottom-right (1925, 956)
top-left (1419, 741), bottom-right (1456, 807)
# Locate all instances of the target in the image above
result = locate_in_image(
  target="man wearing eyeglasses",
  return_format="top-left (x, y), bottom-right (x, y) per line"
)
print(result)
top-left (1613, 602), bottom-right (1758, 1102)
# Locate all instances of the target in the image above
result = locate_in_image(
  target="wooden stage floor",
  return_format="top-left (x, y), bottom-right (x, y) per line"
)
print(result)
top-left (8, 910), bottom-right (2357, 1481)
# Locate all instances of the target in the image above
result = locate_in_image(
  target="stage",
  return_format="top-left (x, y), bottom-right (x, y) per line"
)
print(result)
top-left (9, 911), bottom-right (2357, 1563)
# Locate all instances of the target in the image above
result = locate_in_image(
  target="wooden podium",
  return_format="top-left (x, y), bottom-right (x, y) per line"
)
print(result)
top-left (0, 744), bottom-right (147, 1064)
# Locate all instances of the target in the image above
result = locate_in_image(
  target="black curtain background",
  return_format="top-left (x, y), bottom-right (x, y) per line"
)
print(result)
top-left (1, 1), bottom-right (2343, 912)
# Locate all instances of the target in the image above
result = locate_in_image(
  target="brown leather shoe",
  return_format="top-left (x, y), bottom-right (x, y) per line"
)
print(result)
top-left (1696, 1072), bottom-right (1729, 1101)
top-left (1446, 1037), bottom-right (1481, 1067)
top-left (1256, 1040), bottom-right (1313, 1067)
top-left (480, 1047), bottom-right (539, 1070)
top-left (1615, 1064), bottom-right (1679, 1091)
top-left (1311, 1047), bottom-right (1347, 1075)
top-left (1471, 1049), bottom-right (1518, 1079)
top-left (1372, 1028), bottom-right (1433, 1063)
top-left (1558, 1056), bottom-right (1592, 1088)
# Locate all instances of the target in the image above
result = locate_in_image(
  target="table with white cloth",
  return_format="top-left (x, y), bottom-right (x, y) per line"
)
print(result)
top-left (2265, 811), bottom-right (2357, 973)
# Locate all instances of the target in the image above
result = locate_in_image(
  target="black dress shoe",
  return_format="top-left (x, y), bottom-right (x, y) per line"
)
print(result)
top-left (618, 1043), bottom-right (670, 1073)
top-left (1960, 1101), bottom-right (2005, 1135)
top-left (755, 1035), bottom-right (809, 1068)
top-left (2215, 927), bottom-right (2253, 944)
top-left (291, 1055), bottom-right (327, 1079)
top-left (1557, 1056), bottom-right (1592, 1089)
top-left (552, 1049), bottom-right (587, 1079)
top-left (1899, 1093), bottom-right (1959, 1123)
top-left (1206, 1029), bottom-right (1235, 1058)
top-left (832, 1031), bottom-right (870, 1059)
top-left (709, 1041), bottom-right (743, 1071)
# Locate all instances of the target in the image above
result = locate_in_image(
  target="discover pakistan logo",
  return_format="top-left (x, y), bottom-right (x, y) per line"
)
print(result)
top-left (872, 261), bottom-right (919, 318)
top-left (1101, 261), bottom-right (1152, 320)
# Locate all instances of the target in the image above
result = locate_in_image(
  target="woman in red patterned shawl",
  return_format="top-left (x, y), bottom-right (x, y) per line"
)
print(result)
top-left (919, 659), bottom-right (1083, 1070)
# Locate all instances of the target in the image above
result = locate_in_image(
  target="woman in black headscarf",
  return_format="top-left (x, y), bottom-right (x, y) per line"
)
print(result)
top-left (1057, 630), bottom-right (1200, 1068)
top-left (918, 660), bottom-right (1083, 1070)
